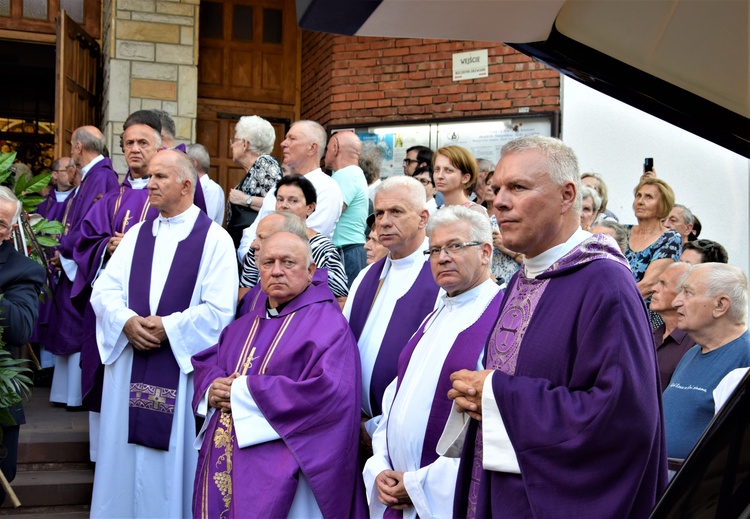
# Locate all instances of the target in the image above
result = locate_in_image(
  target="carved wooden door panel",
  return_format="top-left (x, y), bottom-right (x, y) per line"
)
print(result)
top-left (54, 10), bottom-right (100, 158)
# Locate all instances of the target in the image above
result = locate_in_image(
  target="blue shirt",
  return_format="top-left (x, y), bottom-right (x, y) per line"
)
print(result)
top-left (663, 330), bottom-right (750, 458)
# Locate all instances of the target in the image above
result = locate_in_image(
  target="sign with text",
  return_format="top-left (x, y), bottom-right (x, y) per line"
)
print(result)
top-left (452, 49), bottom-right (488, 81)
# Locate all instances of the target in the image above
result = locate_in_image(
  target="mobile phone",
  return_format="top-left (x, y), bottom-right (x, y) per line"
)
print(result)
top-left (644, 158), bottom-right (654, 173)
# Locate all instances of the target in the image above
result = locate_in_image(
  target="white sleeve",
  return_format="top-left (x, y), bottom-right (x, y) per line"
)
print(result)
top-left (231, 375), bottom-right (282, 448)
top-left (90, 229), bottom-right (140, 365)
top-left (481, 372), bottom-right (521, 474)
top-left (306, 181), bottom-right (342, 239)
top-left (362, 379), bottom-right (396, 515)
top-left (60, 254), bottom-right (78, 281)
top-left (713, 367), bottom-right (750, 414)
top-left (403, 456), bottom-right (460, 519)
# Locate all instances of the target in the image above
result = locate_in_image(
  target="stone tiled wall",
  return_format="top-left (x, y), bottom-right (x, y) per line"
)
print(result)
top-left (101, 0), bottom-right (198, 174)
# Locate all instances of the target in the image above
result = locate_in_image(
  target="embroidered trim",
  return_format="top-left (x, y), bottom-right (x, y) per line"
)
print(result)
top-left (128, 383), bottom-right (176, 414)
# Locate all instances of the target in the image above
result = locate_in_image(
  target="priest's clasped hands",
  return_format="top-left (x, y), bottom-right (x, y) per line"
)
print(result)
top-left (448, 369), bottom-right (493, 421)
top-left (124, 315), bottom-right (167, 350)
top-left (209, 373), bottom-right (239, 413)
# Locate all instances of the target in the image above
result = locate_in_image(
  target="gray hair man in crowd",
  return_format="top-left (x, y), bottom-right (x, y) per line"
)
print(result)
top-left (186, 143), bottom-right (225, 225)
top-left (663, 263), bottom-right (750, 460)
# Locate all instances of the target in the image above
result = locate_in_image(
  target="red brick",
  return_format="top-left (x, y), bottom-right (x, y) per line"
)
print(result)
top-left (508, 89), bottom-right (530, 99)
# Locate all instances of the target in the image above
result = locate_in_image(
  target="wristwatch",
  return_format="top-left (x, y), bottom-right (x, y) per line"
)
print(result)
top-left (246, 196), bottom-right (252, 206)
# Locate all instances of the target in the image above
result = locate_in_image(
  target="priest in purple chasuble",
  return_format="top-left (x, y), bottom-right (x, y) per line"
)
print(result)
top-left (48, 126), bottom-right (119, 407)
top-left (364, 206), bottom-right (503, 519)
top-left (442, 136), bottom-right (668, 519)
top-left (89, 150), bottom-right (237, 518)
top-left (193, 231), bottom-right (367, 519)
top-left (343, 176), bottom-right (441, 448)
top-left (32, 156), bottom-right (76, 352)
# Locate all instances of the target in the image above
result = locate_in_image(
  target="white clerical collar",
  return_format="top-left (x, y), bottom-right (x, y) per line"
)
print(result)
top-left (129, 176), bottom-right (149, 190)
top-left (524, 227), bottom-right (591, 278)
top-left (152, 204), bottom-right (199, 234)
top-left (441, 278), bottom-right (496, 310)
top-left (81, 154), bottom-right (104, 178)
top-left (382, 236), bottom-right (429, 277)
top-left (54, 189), bottom-right (74, 202)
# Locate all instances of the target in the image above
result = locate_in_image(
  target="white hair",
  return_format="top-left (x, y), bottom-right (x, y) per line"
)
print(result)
top-left (686, 263), bottom-right (748, 325)
top-left (235, 116), bottom-right (276, 155)
top-left (375, 176), bottom-right (426, 213)
top-left (0, 186), bottom-right (22, 224)
top-left (426, 205), bottom-right (492, 245)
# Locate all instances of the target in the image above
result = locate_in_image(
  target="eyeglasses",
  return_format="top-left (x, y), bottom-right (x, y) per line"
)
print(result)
top-left (53, 168), bottom-right (68, 173)
top-left (230, 137), bottom-right (244, 145)
top-left (692, 239), bottom-right (716, 250)
top-left (425, 241), bottom-right (482, 259)
top-left (415, 177), bottom-right (433, 186)
top-left (403, 158), bottom-right (420, 166)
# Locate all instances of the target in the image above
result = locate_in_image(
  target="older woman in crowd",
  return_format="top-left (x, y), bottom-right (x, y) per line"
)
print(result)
top-left (664, 204), bottom-right (697, 244)
top-left (581, 172), bottom-right (618, 223)
top-left (238, 174), bottom-right (348, 305)
top-left (625, 177), bottom-right (682, 302)
top-left (226, 115), bottom-right (283, 247)
top-left (680, 239), bottom-right (729, 264)
top-left (580, 186), bottom-right (602, 231)
top-left (364, 226), bottom-right (388, 266)
top-left (433, 145), bottom-right (486, 215)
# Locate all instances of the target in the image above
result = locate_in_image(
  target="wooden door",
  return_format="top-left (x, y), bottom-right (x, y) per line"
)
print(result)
top-left (54, 10), bottom-right (100, 158)
top-left (196, 0), bottom-right (300, 198)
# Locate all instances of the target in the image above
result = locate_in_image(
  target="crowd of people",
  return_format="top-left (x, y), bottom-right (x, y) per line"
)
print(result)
top-left (1, 109), bottom-right (747, 518)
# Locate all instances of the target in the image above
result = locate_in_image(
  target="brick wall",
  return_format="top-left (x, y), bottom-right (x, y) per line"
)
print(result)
top-left (301, 33), bottom-right (560, 127)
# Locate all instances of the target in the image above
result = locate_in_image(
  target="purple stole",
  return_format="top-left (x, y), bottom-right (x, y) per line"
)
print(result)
top-left (127, 211), bottom-right (211, 450)
top-left (349, 256), bottom-right (440, 416)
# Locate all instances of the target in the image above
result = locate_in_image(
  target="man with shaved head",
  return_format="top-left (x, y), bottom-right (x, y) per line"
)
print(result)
top-left (193, 230), bottom-right (365, 518)
top-left (327, 130), bottom-right (369, 285)
top-left (48, 125), bottom-right (118, 408)
top-left (89, 149), bottom-right (237, 518)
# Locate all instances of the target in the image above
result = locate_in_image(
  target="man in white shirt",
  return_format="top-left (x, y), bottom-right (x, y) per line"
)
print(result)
top-left (364, 206), bottom-right (502, 518)
top-left (186, 143), bottom-right (225, 225)
top-left (343, 176), bottom-right (440, 453)
top-left (89, 150), bottom-right (237, 518)
top-left (237, 120), bottom-right (342, 260)
top-left (442, 135), bottom-right (667, 518)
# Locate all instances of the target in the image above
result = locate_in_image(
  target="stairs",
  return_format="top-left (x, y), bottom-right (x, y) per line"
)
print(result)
top-left (0, 387), bottom-right (92, 517)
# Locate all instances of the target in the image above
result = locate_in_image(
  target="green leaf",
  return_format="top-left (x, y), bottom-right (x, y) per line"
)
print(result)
top-left (21, 195), bottom-right (45, 212)
top-left (35, 235), bottom-right (60, 247)
top-left (0, 152), bottom-right (17, 173)
top-left (33, 219), bottom-right (65, 235)
top-left (14, 173), bottom-right (28, 195)
top-left (0, 170), bottom-right (11, 185)
top-left (24, 172), bottom-right (53, 194)
top-left (0, 408), bottom-right (15, 428)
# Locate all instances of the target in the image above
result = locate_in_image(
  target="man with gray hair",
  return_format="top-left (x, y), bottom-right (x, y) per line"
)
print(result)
top-left (187, 143), bottom-right (225, 225)
top-left (0, 186), bottom-right (46, 505)
top-left (663, 262), bottom-right (750, 460)
top-left (344, 176), bottom-right (440, 455)
top-left (237, 120), bottom-right (343, 260)
top-left (363, 206), bottom-right (503, 518)
top-left (89, 149), bottom-right (237, 517)
top-left (443, 135), bottom-right (667, 518)
top-left (48, 125), bottom-right (118, 408)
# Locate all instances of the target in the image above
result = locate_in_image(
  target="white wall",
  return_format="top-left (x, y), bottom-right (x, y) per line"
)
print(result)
top-left (561, 76), bottom-right (750, 277)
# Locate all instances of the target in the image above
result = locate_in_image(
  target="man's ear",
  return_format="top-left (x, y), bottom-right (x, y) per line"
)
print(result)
top-left (713, 295), bottom-right (732, 318)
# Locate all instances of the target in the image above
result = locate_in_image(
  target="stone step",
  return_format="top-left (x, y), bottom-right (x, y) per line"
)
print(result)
top-left (0, 469), bottom-right (93, 509)
top-left (0, 504), bottom-right (89, 517)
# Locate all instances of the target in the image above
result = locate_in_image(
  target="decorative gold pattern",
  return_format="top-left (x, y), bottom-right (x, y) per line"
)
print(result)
top-left (128, 383), bottom-right (176, 414)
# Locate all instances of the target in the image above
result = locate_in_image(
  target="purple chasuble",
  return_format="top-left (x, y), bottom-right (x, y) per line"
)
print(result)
top-left (127, 211), bottom-right (212, 450)
top-left (192, 277), bottom-right (367, 519)
top-left (453, 235), bottom-right (668, 519)
top-left (349, 257), bottom-right (440, 416)
top-left (46, 158), bottom-right (119, 356)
